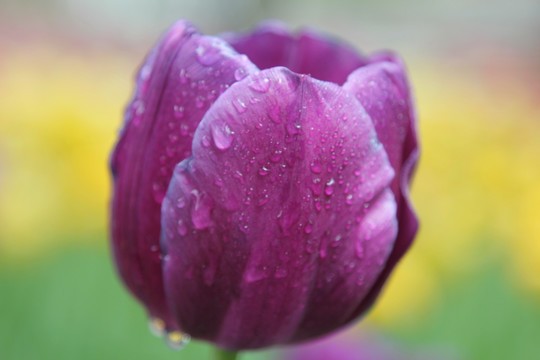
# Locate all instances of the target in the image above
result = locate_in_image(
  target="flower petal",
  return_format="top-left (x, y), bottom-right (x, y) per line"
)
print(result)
top-left (110, 20), bottom-right (258, 328)
top-left (221, 21), bottom-right (295, 72)
top-left (342, 54), bottom-right (419, 319)
top-left (224, 22), bottom-right (368, 84)
top-left (161, 68), bottom-right (396, 349)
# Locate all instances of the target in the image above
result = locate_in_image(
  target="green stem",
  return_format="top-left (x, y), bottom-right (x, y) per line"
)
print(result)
top-left (214, 348), bottom-right (238, 360)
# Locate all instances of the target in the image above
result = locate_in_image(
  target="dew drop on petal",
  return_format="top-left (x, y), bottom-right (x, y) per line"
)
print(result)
top-left (148, 317), bottom-right (166, 338)
top-left (258, 166), bottom-right (270, 176)
top-left (190, 190), bottom-right (214, 230)
top-left (234, 67), bottom-right (248, 81)
top-left (245, 265), bottom-right (271, 282)
top-left (177, 219), bottom-right (188, 236)
top-left (356, 241), bottom-right (365, 259)
top-left (248, 76), bottom-right (270, 93)
top-left (166, 331), bottom-right (191, 350)
top-left (310, 160), bottom-right (322, 174)
top-left (211, 123), bottom-right (234, 150)
top-left (152, 182), bottom-right (166, 203)
top-left (173, 105), bottom-right (185, 119)
top-left (179, 68), bottom-right (188, 83)
top-left (201, 135), bottom-right (211, 148)
top-left (196, 43), bottom-right (221, 66)
top-left (325, 178), bottom-right (335, 196)
top-left (195, 96), bottom-right (205, 109)
top-left (233, 97), bottom-right (248, 114)
top-left (176, 196), bottom-right (186, 208)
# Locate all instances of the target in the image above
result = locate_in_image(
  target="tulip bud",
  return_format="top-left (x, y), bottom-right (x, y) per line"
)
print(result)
top-left (110, 20), bottom-right (418, 351)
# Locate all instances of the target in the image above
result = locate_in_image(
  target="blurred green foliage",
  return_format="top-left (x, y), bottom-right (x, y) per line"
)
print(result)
top-left (1, 245), bottom-right (539, 359)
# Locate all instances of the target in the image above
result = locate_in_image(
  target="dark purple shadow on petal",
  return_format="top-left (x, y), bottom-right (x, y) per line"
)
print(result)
top-left (221, 21), bottom-right (296, 72)
top-left (224, 22), bottom-right (368, 85)
top-left (110, 20), bottom-right (258, 329)
top-left (161, 67), bottom-right (396, 350)
top-left (342, 54), bottom-right (419, 323)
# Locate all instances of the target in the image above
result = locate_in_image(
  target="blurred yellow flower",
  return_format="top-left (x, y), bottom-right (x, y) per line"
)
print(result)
top-left (0, 41), bottom-right (134, 260)
top-left (368, 59), bottom-right (540, 328)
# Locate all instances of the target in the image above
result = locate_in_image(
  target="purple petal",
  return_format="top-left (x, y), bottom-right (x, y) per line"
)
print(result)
top-left (110, 20), bottom-right (258, 328)
top-left (342, 54), bottom-right (419, 320)
top-left (281, 331), bottom-right (455, 360)
top-left (221, 21), bottom-right (295, 72)
top-left (160, 68), bottom-right (396, 349)
top-left (224, 22), bottom-right (368, 84)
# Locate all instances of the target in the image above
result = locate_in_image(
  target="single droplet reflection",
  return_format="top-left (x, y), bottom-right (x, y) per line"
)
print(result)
top-left (166, 331), bottom-right (191, 351)
top-left (148, 317), bottom-right (166, 338)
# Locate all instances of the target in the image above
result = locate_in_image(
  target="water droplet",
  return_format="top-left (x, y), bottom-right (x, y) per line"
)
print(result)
top-left (310, 160), bottom-right (322, 174)
top-left (174, 105), bottom-right (185, 118)
top-left (332, 234), bottom-right (342, 247)
top-left (356, 241), bottom-right (365, 259)
top-left (234, 67), bottom-right (248, 81)
top-left (201, 135), bottom-right (211, 148)
top-left (258, 166), bottom-right (270, 176)
top-left (309, 178), bottom-right (323, 196)
top-left (233, 170), bottom-right (244, 184)
top-left (239, 223), bottom-right (249, 233)
top-left (325, 178), bottom-right (335, 196)
top-left (134, 100), bottom-right (145, 116)
top-left (207, 90), bottom-right (217, 101)
top-left (190, 190), bottom-right (213, 230)
top-left (270, 150), bottom-right (283, 163)
top-left (177, 219), bottom-right (188, 236)
top-left (248, 76), bottom-right (271, 93)
top-left (211, 123), bottom-right (234, 150)
top-left (278, 207), bottom-right (300, 235)
top-left (140, 64), bottom-right (152, 81)
top-left (179, 68), bottom-right (188, 83)
top-left (195, 96), bottom-right (205, 109)
top-left (148, 317), bottom-right (166, 337)
top-left (257, 194), bottom-right (269, 207)
top-left (152, 182), bottom-right (165, 203)
top-left (245, 265), bottom-right (270, 282)
top-left (180, 123), bottom-right (189, 136)
top-left (176, 197), bottom-right (186, 208)
top-left (166, 331), bottom-right (191, 350)
top-left (233, 97), bottom-right (247, 113)
top-left (196, 43), bottom-right (221, 66)
top-left (269, 106), bottom-right (282, 124)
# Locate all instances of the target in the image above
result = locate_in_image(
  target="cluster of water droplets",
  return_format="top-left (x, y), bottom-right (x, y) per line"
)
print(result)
top-left (150, 37), bottom-right (255, 205)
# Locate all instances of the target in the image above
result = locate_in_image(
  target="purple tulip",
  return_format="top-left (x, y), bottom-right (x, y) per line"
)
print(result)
top-left (110, 20), bottom-right (418, 350)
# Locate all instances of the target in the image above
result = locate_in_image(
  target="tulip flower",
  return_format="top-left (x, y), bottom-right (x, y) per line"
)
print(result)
top-left (110, 20), bottom-right (418, 354)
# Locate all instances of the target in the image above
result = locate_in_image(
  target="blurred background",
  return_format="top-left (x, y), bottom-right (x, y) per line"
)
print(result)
top-left (1, 0), bottom-right (539, 359)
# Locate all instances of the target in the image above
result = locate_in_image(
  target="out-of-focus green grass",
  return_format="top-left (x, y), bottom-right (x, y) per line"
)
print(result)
top-left (0, 244), bottom-right (271, 360)
top-left (1, 244), bottom-right (539, 359)
top-left (388, 262), bottom-right (540, 359)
